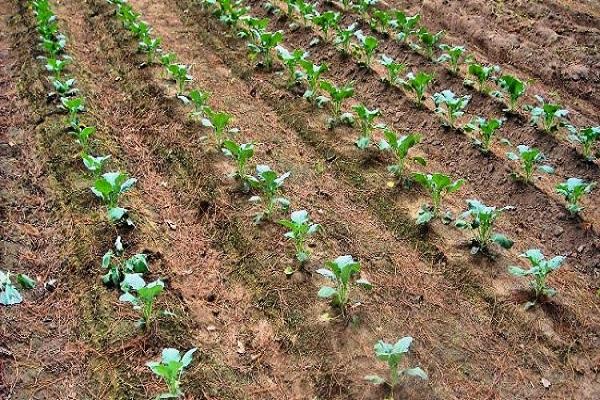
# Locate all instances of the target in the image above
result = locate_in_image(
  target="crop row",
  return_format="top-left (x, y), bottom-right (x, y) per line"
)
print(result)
top-left (4, 0), bottom-right (200, 397)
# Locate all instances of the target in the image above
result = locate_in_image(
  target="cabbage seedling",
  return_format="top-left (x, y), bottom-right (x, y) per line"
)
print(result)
top-left (525, 95), bottom-right (569, 133)
top-left (91, 171), bottom-right (137, 222)
top-left (507, 145), bottom-right (554, 182)
top-left (222, 140), bottom-right (254, 183)
top-left (179, 89), bottom-right (210, 119)
top-left (318, 80), bottom-right (355, 127)
top-left (41, 34), bottom-right (66, 56)
top-left (392, 11), bottom-right (420, 42)
top-left (412, 173), bottom-right (465, 224)
top-left (509, 249), bottom-right (565, 299)
top-left (44, 56), bottom-right (70, 79)
top-left (202, 108), bottom-right (235, 147)
top-left (300, 59), bottom-right (328, 101)
top-left (276, 46), bottom-right (309, 87)
top-left (247, 165), bottom-right (290, 223)
top-left (60, 96), bottom-right (84, 128)
top-left (82, 154), bottom-right (111, 176)
top-left (167, 63), bottom-right (193, 95)
top-left (138, 34), bottom-right (161, 64)
top-left (147, 348), bottom-right (197, 398)
top-left (455, 200), bottom-right (513, 253)
top-left (465, 62), bottom-right (500, 94)
top-left (279, 210), bottom-right (320, 263)
top-left (400, 71), bottom-right (433, 106)
top-left (217, 0), bottom-right (249, 27)
top-left (497, 75), bottom-right (526, 112)
top-left (120, 277), bottom-right (164, 327)
top-left (50, 77), bottom-right (77, 97)
top-left (434, 80), bottom-right (461, 113)
top-left (555, 178), bottom-right (594, 215)
top-left (283, 0), bottom-right (298, 16)
top-left (379, 54), bottom-right (405, 85)
top-left (432, 90), bottom-right (471, 128)
top-left (463, 117), bottom-right (503, 152)
top-left (437, 44), bottom-right (466, 74)
top-left (312, 11), bottom-right (341, 40)
top-left (354, 30), bottom-right (379, 66)
top-left (71, 125), bottom-right (96, 154)
top-left (415, 28), bottom-right (443, 59)
top-left (353, 103), bottom-right (383, 149)
top-left (237, 16), bottom-right (269, 44)
top-left (316, 255), bottom-right (371, 315)
top-left (370, 9), bottom-right (392, 32)
top-left (102, 245), bottom-right (149, 287)
top-left (353, 0), bottom-right (377, 17)
top-left (365, 337), bottom-right (428, 396)
top-left (568, 126), bottom-right (600, 160)
top-left (248, 30), bottom-right (284, 70)
top-left (334, 23), bottom-right (357, 55)
top-left (379, 131), bottom-right (426, 177)
top-left (297, 0), bottom-right (317, 24)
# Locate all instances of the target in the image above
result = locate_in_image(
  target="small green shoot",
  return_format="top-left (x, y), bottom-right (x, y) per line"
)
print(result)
top-left (413, 173), bottom-right (465, 224)
top-left (455, 200), bottom-right (514, 254)
top-left (147, 348), bottom-right (197, 398)
top-left (316, 255), bottom-right (371, 315)
top-left (525, 95), bottom-right (568, 133)
top-left (279, 210), bottom-right (319, 263)
top-left (432, 90), bottom-right (471, 128)
top-left (555, 178), bottom-right (594, 215)
top-left (248, 165), bottom-right (290, 223)
top-left (507, 145), bottom-right (554, 183)
top-left (463, 117), bottom-right (503, 152)
top-left (400, 72), bottom-right (434, 106)
top-left (378, 131), bottom-right (426, 177)
top-left (509, 249), bottom-right (565, 301)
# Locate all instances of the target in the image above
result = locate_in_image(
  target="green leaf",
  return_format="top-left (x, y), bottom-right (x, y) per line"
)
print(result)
top-left (16, 274), bottom-right (36, 289)
top-left (492, 233), bottom-right (513, 249)
top-left (364, 374), bottom-right (386, 385)
top-left (0, 285), bottom-right (23, 305)
top-left (318, 286), bottom-right (337, 298)
top-left (403, 366), bottom-right (428, 380)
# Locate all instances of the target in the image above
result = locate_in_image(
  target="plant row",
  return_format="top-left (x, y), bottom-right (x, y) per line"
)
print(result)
top-left (13, 1), bottom-right (199, 398)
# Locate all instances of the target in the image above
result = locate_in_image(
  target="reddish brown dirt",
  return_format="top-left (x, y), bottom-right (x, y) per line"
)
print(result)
top-left (1, 0), bottom-right (599, 399)
top-left (385, 0), bottom-right (600, 115)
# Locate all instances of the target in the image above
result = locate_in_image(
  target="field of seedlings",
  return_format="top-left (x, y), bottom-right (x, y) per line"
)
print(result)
top-left (1, 0), bottom-right (599, 398)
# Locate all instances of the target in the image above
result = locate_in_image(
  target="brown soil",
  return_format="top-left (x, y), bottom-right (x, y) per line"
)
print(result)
top-left (1, 0), bottom-right (599, 399)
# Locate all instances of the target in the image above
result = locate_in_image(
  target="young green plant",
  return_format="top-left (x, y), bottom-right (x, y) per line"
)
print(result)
top-left (455, 200), bottom-right (514, 254)
top-left (91, 171), bottom-right (137, 223)
top-left (279, 210), bottom-right (319, 263)
top-left (147, 348), bottom-right (197, 398)
top-left (525, 95), bottom-right (568, 133)
top-left (437, 44), bottom-right (466, 74)
top-left (509, 249), bottom-right (565, 300)
top-left (392, 11), bottom-right (420, 42)
top-left (276, 46), bottom-right (309, 87)
top-left (378, 131), bottom-right (426, 177)
top-left (365, 337), bottom-right (428, 397)
top-left (353, 104), bottom-right (384, 149)
top-left (412, 173), bottom-right (465, 224)
top-left (300, 59), bottom-right (328, 101)
top-left (555, 177), bottom-right (594, 215)
top-left (506, 145), bottom-right (554, 183)
top-left (379, 54), bottom-right (405, 86)
top-left (354, 30), bottom-right (379, 66)
top-left (247, 165), bottom-right (290, 223)
top-left (316, 255), bottom-right (371, 316)
top-left (463, 117), bottom-right (503, 152)
top-left (497, 74), bottom-right (526, 112)
top-left (120, 276), bottom-right (164, 327)
top-left (317, 80), bottom-right (355, 127)
top-left (247, 30), bottom-right (284, 70)
top-left (567, 126), bottom-right (599, 160)
top-left (400, 71), bottom-right (434, 106)
top-left (221, 140), bottom-right (254, 183)
top-left (465, 62), bottom-right (500, 94)
top-left (415, 28), bottom-right (443, 59)
top-left (201, 108), bottom-right (236, 147)
top-left (432, 90), bottom-right (471, 128)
